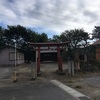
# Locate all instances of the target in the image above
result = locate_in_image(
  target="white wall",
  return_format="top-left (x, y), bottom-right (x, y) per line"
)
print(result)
top-left (0, 47), bottom-right (24, 65)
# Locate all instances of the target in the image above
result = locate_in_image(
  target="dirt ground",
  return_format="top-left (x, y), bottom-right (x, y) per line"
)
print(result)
top-left (2, 62), bottom-right (100, 100)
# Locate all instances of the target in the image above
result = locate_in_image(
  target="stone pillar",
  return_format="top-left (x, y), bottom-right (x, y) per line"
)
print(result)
top-left (71, 60), bottom-right (74, 76)
top-left (31, 62), bottom-right (36, 80)
top-left (68, 60), bottom-right (74, 77)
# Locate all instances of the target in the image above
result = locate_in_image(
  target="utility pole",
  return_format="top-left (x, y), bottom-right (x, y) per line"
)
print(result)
top-left (13, 39), bottom-right (17, 82)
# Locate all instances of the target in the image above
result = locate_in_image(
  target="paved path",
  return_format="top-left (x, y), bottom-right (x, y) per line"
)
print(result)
top-left (51, 80), bottom-right (92, 100)
top-left (0, 80), bottom-right (78, 100)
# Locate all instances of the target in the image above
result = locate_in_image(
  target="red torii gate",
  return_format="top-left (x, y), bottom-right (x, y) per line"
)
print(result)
top-left (29, 42), bottom-right (69, 75)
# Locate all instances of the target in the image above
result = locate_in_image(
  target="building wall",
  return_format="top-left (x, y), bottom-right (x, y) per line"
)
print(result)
top-left (0, 47), bottom-right (24, 65)
top-left (17, 52), bottom-right (24, 64)
top-left (96, 47), bottom-right (100, 61)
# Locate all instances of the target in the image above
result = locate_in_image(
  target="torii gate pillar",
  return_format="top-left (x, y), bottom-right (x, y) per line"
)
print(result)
top-left (57, 46), bottom-right (63, 72)
top-left (37, 46), bottom-right (41, 75)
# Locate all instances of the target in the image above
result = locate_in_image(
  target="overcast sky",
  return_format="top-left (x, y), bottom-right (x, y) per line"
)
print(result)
top-left (0, 0), bottom-right (100, 37)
